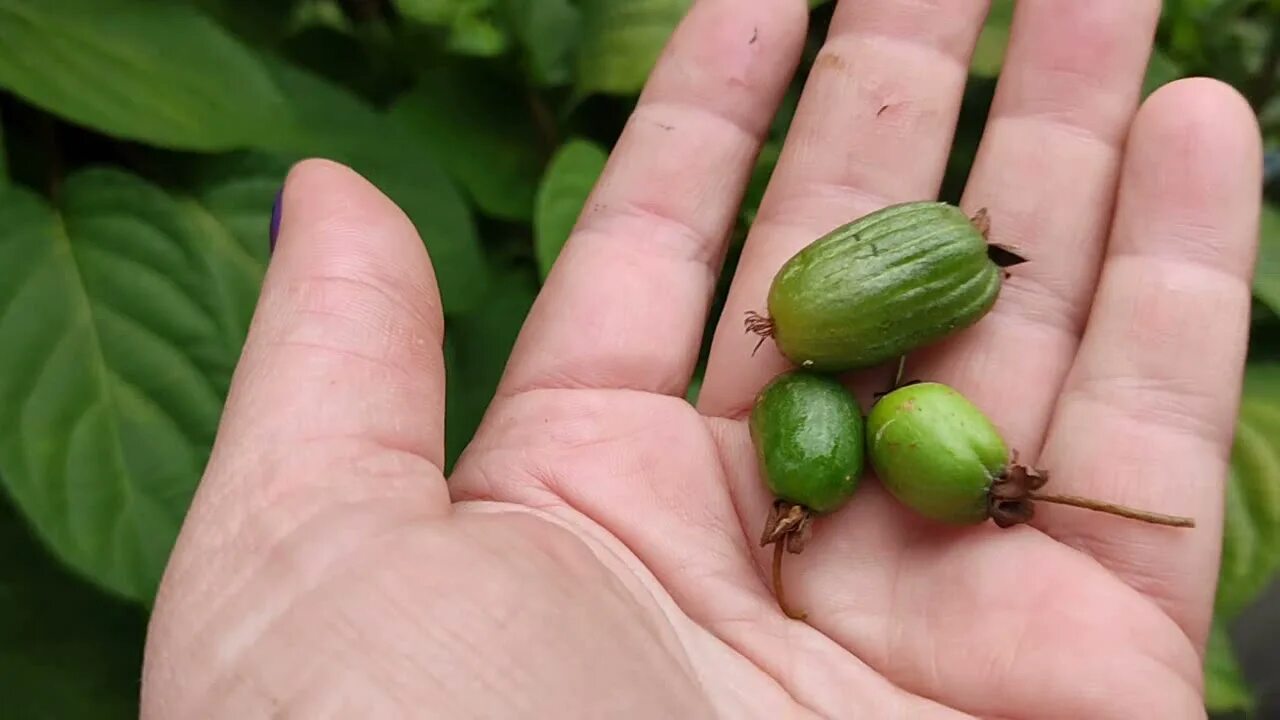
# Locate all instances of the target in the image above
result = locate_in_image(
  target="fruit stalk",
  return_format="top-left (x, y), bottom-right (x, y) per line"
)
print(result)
top-left (772, 541), bottom-right (806, 621)
top-left (1027, 492), bottom-right (1196, 528)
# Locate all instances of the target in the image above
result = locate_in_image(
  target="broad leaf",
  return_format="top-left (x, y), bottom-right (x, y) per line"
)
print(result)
top-left (970, 0), bottom-right (1013, 77)
top-left (1217, 364), bottom-right (1280, 620)
top-left (499, 0), bottom-right (582, 86)
top-left (0, 0), bottom-right (286, 150)
top-left (0, 168), bottom-right (270, 601)
top-left (256, 58), bottom-right (488, 312)
top-left (193, 0), bottom-right (304, 48)
top-left (1204, 617), bottom-right (1256, 715)
top-left (180, 153), bottom-right (286, 348)
top-left (0, 493), bottom-right (147, 719)
top-left (576, 0), bottom-right (692, 97)
top-left (534, 139), bottom-right (608, 279)
top-left (444, 264), bottom-right (536, 469)
top-left (390, 68), bottom-right (543, 222)
top-left (1255, 204), bottom-right (1280, 316)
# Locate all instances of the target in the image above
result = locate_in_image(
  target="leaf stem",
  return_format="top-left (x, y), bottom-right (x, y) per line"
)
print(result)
top-left (1028, 492), bottom-right (1195, 528)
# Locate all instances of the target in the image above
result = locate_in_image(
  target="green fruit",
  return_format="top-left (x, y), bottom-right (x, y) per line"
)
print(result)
top-left (866, 381), bottom-right (1197, 529)
top-left (866, 382), bottom-right (1008, 524)
top-left (747, 201), bottom-right (1021, 372)
top-left (750, 370), bottom-right (865, 513)
top-left (751, 369), bottom-right (867, 621)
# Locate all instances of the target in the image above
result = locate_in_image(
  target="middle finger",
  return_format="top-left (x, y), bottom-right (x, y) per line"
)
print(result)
top-left (698, 0), bottom-right (992, 417)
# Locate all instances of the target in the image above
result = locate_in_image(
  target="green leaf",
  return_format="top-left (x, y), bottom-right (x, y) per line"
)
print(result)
top-left (0, 0), bottom-right (487, 310)
top-left (0, 492), bottom-right (147, 719)
top-left (1204, 617), bottom-right (1256, 714)
top-left (498, 0), bottom-right (582, 86)
top-left (193, 0), bottom-right (305, 48)
top-left (0, 0), bottom-right (287, 150)
top-left (390, 67), bottom-right (543, 222)
top-left (183, 154), bottom-right (286, 271)
top-left (179, 153), bottom-right (285, 347)
top-left (576, 0), bottom-right (692, 97)
top-left (970, 0), bottom-right (1014, 77)
top-left (1255, 204), bottom-right (1280, 316)
top-left (394, 0), bottom-right (509, 57)
top-left (444, 265), bottom-right (536, 469)
top-left (534, 139), bottom-right (608, 280)
top-left (255, 58), bottom-right (488, 312)
top-left (1217, 364), bottom-right (1280, 620)
top-left (1141, 47), bottom-right (1185, 97)
top-left (0, 168), bottom-right (270, 601)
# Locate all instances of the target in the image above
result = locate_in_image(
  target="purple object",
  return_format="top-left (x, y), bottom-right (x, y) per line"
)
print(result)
top-left (269, 188), bottom-right (283, 253)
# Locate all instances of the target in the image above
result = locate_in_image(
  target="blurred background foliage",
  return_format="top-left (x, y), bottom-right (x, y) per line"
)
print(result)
top-left (0, 0), bottom-right (1277, 716)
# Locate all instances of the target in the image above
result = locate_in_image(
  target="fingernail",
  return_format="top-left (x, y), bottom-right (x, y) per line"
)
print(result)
top-left (269, 188), bottom-right (283, 254)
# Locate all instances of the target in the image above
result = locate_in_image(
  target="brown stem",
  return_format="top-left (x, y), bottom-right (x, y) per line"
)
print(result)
top-left (1028, 492), bottom-right (1195, 528)
top-left (772, 541), bottom-right (806, 621)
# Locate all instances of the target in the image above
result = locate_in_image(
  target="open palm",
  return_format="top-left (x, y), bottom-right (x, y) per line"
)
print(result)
top-left (143, 1), bottom-right (1263, 718)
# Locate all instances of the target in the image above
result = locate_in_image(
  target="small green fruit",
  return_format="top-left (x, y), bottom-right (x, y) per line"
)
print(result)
top-left (866, 382), bottom-right (1007, 524)
top-left (750, 370), bottom-right (865, 514)
top-left (866, 382), bottom-right (1197, 529)
top-left (750, 370), bottom-right (865, 621)
top-left (746, 201), bottom-right (1025, 372)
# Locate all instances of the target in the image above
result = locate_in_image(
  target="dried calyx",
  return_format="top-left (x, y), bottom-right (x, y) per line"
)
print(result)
top-left (988, 459), bottom-right (1196, 529)
top-left (759, 501), bottom-right (814, 621)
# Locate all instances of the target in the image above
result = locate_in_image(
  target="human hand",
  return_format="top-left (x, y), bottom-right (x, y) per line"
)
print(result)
top-left (142, 1), bottom-right (1263, 717)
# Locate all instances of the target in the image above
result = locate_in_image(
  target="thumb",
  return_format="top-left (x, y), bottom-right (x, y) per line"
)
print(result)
top-left (142, 159), bottom-right (452, 713)
top-left (194, 158), bottom-right (451, 532)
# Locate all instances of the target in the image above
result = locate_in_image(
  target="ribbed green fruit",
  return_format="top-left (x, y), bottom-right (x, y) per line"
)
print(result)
top-left (749, 371), bottom-right (864, 513)
top-left (749, 201), bottom-right (1014, 372)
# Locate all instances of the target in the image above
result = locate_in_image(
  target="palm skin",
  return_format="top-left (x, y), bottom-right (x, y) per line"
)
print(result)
top-left (142, 1), bottom-right (1263, 718)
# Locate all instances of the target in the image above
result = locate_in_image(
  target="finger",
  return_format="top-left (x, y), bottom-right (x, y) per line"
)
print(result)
top-left (497, 0), bottom-right (807, 398)
top-left (200, 159), bottom-right (451, 525)
top-left (1036, 79), bottom-right (1262, 642)
top-left (698, 0), bottom-right (992, 417)
top-left (905, 0), bottom-right (1163, 459)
